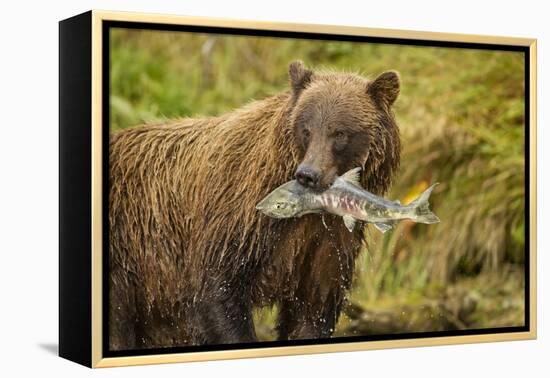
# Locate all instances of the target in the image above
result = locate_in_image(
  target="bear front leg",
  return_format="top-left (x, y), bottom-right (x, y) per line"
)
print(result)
top-left (277, 290), bottom-right (343, 340)
top-left (109, 265), bottom-right (141, 350)
top-left (192, 281), bottom-right (257, 345)
top-left (277, 235), bottom-right (356, 340)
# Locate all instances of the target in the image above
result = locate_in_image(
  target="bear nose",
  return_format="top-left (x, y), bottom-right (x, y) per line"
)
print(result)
top-left (295, 165), bottom-right (321, 189)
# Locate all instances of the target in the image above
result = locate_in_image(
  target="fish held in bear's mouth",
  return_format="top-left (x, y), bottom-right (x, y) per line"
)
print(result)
top-left (256, 167), bottom-right (440, 233)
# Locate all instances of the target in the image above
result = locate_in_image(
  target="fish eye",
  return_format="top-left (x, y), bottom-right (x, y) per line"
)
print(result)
top-left (275, 202), bottom-right (287, 210)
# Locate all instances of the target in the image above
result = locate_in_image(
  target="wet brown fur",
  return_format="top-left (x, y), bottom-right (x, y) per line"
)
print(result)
top-left (109, 61), bottom-right (401, 349)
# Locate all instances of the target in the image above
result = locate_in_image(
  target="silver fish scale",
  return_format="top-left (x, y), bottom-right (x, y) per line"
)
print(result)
top-left (320, 181), bottom-right (409, 223)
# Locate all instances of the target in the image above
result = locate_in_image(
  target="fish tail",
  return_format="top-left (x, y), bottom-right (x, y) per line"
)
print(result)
top-left (408, 183), bottom-right (440, 224)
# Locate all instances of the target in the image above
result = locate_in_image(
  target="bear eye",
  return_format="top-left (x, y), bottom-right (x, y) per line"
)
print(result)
top-left (332, 131), bottom-right (349, 152)
top-left (333, 131), bottom-right (348, 144)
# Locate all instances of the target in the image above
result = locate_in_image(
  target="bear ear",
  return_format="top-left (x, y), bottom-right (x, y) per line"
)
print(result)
top-left (367, 71), bottom-right (400, 108)
top-left (289, 60), bottom-right (313, 96)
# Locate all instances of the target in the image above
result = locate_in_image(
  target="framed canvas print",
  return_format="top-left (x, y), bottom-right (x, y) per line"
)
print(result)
top-left (59, 10), bottom-right (537, 368)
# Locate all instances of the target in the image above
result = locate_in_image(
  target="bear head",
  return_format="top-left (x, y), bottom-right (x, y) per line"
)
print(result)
top-left (288, 60), bottom-right (401, 194)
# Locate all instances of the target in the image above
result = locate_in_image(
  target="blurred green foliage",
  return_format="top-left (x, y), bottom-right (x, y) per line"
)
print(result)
top-left (110, 28), bottom-right (526, 332)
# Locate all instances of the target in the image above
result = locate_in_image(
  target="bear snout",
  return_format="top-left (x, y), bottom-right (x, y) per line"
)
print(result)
top-left (295, 164), bottom-right (321, 189)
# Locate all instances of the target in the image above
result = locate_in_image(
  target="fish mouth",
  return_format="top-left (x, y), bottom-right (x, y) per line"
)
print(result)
top-left (255, 197), bottom-right (268, 210)
top-left (255, 203), bottom-right (272, 216)
top-left (256, 208), bottom-right (287, 219)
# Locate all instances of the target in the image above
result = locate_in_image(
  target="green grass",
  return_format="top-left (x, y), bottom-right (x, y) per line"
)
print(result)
top-left (110, 28), bottom-right (526, 332)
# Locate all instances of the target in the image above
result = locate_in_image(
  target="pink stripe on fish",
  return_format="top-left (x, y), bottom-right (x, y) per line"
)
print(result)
top-left (342, 196), bottom-right (354, 211)
top-left (321, 194), bottom-right (329, 207)
top-left (331, 195), bottom-right (339, 208)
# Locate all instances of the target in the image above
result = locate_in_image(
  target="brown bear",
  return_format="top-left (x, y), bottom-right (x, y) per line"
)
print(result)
top-left (109, 61), bottom-right (401, 350)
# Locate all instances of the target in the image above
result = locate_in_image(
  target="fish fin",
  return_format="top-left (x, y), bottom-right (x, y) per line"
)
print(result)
top-left (408, 183), bottom-right (440, 224)
top-left (373, 222), bottom-right (393, 233)
top-left (340, 167), bottom-right (362, 187)
top-left (342, 215), bottom-right (356, 232)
